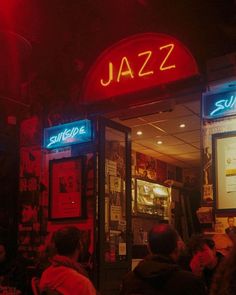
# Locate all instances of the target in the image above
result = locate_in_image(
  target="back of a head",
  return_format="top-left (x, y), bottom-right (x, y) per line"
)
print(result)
top-left (53, 226), bottom-right (81, 256)
top-left (148, 224), bottom-right (179, 255)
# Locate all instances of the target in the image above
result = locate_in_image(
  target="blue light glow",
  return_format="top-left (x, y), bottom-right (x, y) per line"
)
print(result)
top-left (44, 119), bottom-right (92, 149)
top-left (203, 90), bottom-right (236, 119)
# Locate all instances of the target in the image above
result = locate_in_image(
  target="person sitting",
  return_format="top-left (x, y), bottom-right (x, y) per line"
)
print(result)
top-left (0, 239), bottom-right (28, 294)
top-left (120, 224), bottom-right (206, 295)
top-left (39, 226), bottom-right (97, 295)
top-left (210, 244), bottom-right (236, 295)
top-left (188, 235), bottom-right (224, 292)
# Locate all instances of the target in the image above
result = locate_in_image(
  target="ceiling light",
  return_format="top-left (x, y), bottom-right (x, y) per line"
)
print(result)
top-left (136, 130), bottom-right (143, 136)
top-left (179, 123), bottom-right (186, 128)
top-left (157, 140), bottom-right (163, 145)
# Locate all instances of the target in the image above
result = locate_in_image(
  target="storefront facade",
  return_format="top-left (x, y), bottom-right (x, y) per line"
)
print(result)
top-left (18, 32), bottom-right (208, 294)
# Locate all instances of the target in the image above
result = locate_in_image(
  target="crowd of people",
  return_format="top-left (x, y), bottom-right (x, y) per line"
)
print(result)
top-left (0, 224), bottom-right (236, 294)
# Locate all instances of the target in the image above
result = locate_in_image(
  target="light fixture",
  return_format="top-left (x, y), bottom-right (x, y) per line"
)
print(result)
top-left (179, 123), bottom-right (186, 128)
top-left (157, 140), bottom-right (163, 145)
top-left (136, 130), bottom-right (143, 136)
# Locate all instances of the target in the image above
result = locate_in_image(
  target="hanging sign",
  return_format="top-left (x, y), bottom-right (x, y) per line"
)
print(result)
top-left (82, 33), bottom-right (199, 103)
top-left (202, 90), bottom-right (236, 119)
top-left (44, 119), bottom-right (92, 149)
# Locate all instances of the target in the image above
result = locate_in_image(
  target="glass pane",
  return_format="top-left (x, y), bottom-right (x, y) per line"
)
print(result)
top-left (104, 127), bottom-right (127, 263)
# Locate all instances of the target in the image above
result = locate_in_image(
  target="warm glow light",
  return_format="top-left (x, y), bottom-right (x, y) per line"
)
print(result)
top-left (82, 33), bottom-right (199, 103)
top-left (157, 140), bottom-right (163, 145)
top-left (179, 123), bottom-right (186, 128)
top-left (159, 43), bottom-right (176, 71)
top-left (137, 130), bottom-right (143, 136)
top-left (138, 51), bottom-right (154, 77)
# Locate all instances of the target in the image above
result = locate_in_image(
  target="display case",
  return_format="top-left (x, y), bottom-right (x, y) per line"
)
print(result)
top-left (132, 178), bottom-right (170, 220)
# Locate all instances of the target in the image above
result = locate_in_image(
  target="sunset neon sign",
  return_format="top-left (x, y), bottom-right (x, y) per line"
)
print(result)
top-left (82, 33), bottom-right (199, 103)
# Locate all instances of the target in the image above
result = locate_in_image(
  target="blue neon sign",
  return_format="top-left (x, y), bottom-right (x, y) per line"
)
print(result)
top-left (44, 119), bottom-right (92, 149)
top-left (202, 90), bottom-right (236, 119)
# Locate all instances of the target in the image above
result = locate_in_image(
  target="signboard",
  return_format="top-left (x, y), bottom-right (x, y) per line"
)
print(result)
top-left (213, 131), bottom-right (236, 212)
top-left (44, 119), bottom-right (92, 149)
top-left (202, 90), bottom-right (236, 119)
top-left (82, 33), bottom-right (199, 103)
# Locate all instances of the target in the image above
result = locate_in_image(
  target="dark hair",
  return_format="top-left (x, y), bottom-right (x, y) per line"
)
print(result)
top-left (53, 226), bottom-right (81, 256)
top-left (188, 235), bottom-right (215, 254)
top-left (148, 224), bottom-right (179, 255)
top-left (210, 246), bottom-right (236, 295)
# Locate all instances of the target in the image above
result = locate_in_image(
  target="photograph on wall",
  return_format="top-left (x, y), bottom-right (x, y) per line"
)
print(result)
top-left (136, 152), bottom-right (157, 180)
top-left (213, 132), bottom-right (236, 211)
top-left (18, 192), bottom-right (41, 260)
top-left (49, 156), bottom-right (85, 220)
top-left (215, 216), bottom-right (236, 240)
top-left (20, 115), bottom-right (41, 147)
top-left (20, 147), bottom-right (41, 178)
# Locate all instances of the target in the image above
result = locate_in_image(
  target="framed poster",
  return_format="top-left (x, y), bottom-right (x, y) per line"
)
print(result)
top-left (49, 156), bottom-right (86, 220)
top-left (213, 131), bottom-right (236, 212)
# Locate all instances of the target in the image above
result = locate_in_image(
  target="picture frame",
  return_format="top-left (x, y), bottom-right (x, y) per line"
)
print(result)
top-left (212, 131), bottom-right (236, 212)
top-left (49, 156), bottom-right (86, 220)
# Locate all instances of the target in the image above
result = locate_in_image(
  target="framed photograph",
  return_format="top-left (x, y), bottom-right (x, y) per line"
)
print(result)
top-left (213, 131), bottom-right (236, 212)
top-left (49, 156), bottom-right (86, 220)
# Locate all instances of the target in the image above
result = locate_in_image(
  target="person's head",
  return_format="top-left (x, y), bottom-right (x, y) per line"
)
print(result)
top-left (53, 226), bottom-right (81, 260)
top-left (227, 217), bottom-right (235, 228)
top-left (189, 235), bottom-right (217, 269)
top-left (148, 224), bottom-right (179, 260)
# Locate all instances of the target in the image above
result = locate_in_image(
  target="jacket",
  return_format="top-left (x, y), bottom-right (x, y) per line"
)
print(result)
top-left (39, 255), bottom-right (96, 295)
top-left (120, 254), bottom-right (207, 295)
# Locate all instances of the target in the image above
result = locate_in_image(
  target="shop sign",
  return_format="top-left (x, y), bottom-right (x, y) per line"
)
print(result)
top-left (82, 33), bottom-right (199, 103)
top-left (44, 119), bottom-right (92, 149)
top-left (202, 90), bottom-right (236, 119)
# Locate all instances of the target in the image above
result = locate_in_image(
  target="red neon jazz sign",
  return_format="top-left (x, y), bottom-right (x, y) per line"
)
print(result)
top-left (82, 33), bottom-right (199, 103)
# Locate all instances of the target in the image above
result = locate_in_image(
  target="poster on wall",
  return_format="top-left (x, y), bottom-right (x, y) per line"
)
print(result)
top-left (49, 156), bottom-right (86, 220)
top-left (213, 131), bottom-right (236, 211)
top-left (20, 115), bottom-right (41, 147)
top-left (202, 118), bottom-right (236, 203)
top-left (18, 191), bottom-right (41, 259)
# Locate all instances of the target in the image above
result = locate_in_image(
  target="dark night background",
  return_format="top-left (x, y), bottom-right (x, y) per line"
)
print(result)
top-left (0, 0), bottom-right (235, 274)
top-left (0, 0), bottom-right (235, 111)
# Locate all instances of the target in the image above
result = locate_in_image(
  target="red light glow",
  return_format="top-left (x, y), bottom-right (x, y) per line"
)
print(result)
top-left (82, 33), bottom-right (199, 104)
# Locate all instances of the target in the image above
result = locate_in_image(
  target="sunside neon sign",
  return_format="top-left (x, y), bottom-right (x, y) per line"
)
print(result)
top-left (44, 119), bottom-right (92, 149)
top-left (202, 90), bottom-right (236, 119)
top-left (82, 33), bottom-right (199, 103)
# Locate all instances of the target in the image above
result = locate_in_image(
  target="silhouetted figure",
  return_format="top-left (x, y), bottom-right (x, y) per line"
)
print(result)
top-left (210, 245), bottom-right (236, 295)
top-left (120, 224), bottom-right (206, 295)
top-left (0, 239), bottom-right (28, 293)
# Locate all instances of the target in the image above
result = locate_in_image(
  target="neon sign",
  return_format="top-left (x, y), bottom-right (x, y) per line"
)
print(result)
top-left (202, 90), bottom-right (236, 119)
top-left (44, 119), bottom-right (92, 149)
top-left (82, 33), bottom-right (199, 104)
top-left (100, 44), bottom-right (176, 87)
